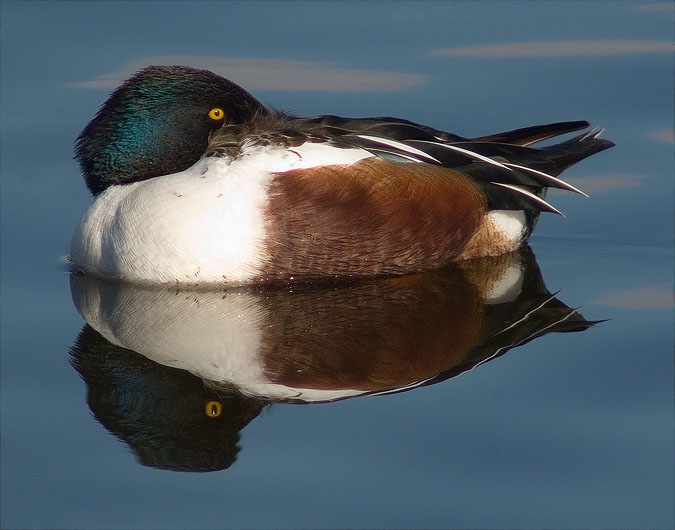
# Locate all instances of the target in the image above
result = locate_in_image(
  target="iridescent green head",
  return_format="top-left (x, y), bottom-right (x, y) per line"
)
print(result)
top-left (75, 65), bottom-right (265, 195)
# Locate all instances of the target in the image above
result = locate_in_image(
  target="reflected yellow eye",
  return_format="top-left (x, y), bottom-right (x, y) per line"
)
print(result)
top-left (208, 107), bottom-right (225, 121)
top-left (205, 400), bottom-right (223, 418)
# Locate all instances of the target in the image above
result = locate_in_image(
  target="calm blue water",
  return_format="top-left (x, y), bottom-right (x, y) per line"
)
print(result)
top-left (1, 2), bottom-right (673, 529)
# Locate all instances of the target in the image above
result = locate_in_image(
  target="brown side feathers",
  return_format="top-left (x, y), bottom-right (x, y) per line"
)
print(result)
top-left (262, 158), bottom-right (487, 279)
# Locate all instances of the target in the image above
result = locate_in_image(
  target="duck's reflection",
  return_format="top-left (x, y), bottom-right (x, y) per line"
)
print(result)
top-left (69, 247), bottom-right (595, 472)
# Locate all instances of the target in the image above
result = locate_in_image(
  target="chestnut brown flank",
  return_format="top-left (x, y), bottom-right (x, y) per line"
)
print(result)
top-left (262, 158), bottom-right (487, 279)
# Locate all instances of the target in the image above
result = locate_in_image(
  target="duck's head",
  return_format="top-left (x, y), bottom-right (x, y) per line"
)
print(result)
top-left (75, 65), bottom-right (265, 195)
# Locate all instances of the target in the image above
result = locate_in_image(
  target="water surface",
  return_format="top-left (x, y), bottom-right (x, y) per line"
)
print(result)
top-left (1, 2), bottom-right (673, 529)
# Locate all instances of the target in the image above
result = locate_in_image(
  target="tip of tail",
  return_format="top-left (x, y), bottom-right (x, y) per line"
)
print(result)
top-left (560, 127), bottom-right (615, 152)
top-left (583, 127), bottom-right (605, 140)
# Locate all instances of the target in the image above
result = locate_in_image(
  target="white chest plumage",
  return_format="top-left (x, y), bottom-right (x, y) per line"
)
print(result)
top-left (70, 143), bottom-right (372, 283)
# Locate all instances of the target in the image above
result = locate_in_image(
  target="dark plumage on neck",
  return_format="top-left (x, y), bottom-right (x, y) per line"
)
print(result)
top-left (204, 111), bottom-right (308, 155)
top-left (75, 65), bottom-right (265, 195)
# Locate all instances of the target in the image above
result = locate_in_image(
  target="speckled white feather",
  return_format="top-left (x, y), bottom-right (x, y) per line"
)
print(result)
top-left (486, 210), bottom-right (527, 247)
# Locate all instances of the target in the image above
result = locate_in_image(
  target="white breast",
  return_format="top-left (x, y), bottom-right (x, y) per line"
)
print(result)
top-left (70, 143), bottom-right (371, 284)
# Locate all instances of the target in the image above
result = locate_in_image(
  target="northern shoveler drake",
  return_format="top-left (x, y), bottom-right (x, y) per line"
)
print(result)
top-left (71, 65), bottom-right (614, 284)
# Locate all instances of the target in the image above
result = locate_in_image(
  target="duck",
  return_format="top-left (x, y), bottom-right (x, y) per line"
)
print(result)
top-left (71, 65), bottom-right (614, 284)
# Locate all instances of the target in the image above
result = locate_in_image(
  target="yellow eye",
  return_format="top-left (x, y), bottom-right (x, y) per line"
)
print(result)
top-left (205, 400), bottom-right (223, 418)
top-left (208, 107), bottom-right (225, 121)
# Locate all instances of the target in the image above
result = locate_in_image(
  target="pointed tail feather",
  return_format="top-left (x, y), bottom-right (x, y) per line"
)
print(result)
top-left (445, 127), bottom-right (615, 214)
top-left (540, 129), bottom-right (615, 176)
top-left (472, 120), bottom-right (591, 146)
